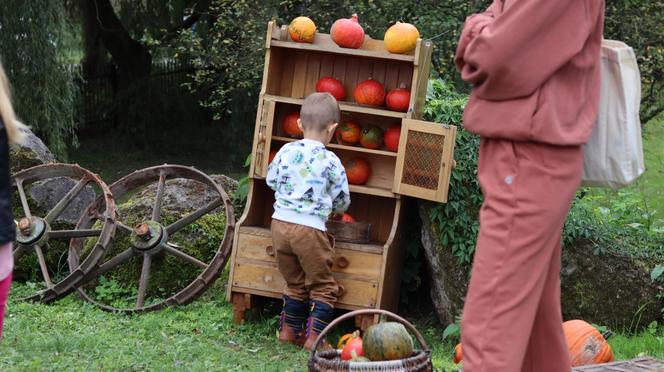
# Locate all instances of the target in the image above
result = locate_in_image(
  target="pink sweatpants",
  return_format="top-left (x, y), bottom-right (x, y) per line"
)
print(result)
top-left (0, 273), bottom-right (11, 339)
top-left (461, 139), bottom-right (583, 372)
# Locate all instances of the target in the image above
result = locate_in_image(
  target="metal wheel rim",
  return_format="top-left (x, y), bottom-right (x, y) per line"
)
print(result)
top-left (12, 163), bottom-right (116, 302)
top-left (69, 164), bottom-right (235, 313)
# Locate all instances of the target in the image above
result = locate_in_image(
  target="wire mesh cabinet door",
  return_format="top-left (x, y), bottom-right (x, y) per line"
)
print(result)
top-left (250, 99), bottom-right (276, 178)
top-left (393, 119), bottom-right (457, 203)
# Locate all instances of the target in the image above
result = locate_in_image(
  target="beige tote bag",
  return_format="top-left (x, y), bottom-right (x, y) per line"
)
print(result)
top-left (581, 40), bottom-right (645, 188)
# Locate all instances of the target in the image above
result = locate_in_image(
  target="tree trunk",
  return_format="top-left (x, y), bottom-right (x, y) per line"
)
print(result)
top-left (80, 0), bottom-right (151, 87)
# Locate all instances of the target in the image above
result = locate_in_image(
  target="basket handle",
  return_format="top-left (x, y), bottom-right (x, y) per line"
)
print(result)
top-left (309, 309), bottom-right (430, 359)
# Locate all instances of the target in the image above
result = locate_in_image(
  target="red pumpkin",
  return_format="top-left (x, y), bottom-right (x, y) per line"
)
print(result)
top-left (282, 112), bottom-right (302, 138)
top-left (564, 320), bottom-right (614, 366)
top-left (386, 87), bottom-right (410, 112)
top-left (345, 158), bottom-right (371, 185)
top-left (330, 14), bottom-right (365, 49)
top-left (316, 77), bottom-right (346, 101)
top-left (335, 121), bottom-right (361, 145)
top-left (359, 125), bottom-right (383, 149)
top-left (341, 213), bottom-right (356, 223)
top-left (384, 125), bottom-right (401, 152)
top-left (341, 331), bottom-right (363, 360)
top-left (268, 150), bottom-right (277, 164)
top-left (354, 79), bottom-right (385, 106)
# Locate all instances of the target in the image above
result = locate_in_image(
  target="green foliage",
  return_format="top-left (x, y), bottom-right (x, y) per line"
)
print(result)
top-left (0, 1), bottom-right (78, 158)
top-left (424, 79), bottom-right (480, 265)
top-left (604, 0), bottom-right (664, 123)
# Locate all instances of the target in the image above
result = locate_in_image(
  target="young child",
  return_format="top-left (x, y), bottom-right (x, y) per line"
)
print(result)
top-left (266, 92), bottom-right (350, 350)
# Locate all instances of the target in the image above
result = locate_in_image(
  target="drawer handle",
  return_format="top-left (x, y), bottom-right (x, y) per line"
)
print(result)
top-left (336, 256), bottom-right (349, 268)
top-left (265, 245), bottom-right (275, 257)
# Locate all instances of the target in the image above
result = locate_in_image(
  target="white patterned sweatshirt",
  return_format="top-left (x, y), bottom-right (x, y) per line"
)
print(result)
top-left (267, 139), bottom-right (350, 231)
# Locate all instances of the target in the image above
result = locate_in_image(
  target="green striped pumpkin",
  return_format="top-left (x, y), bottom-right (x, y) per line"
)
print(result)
top-left (363, 322), bottom-right (414, 361)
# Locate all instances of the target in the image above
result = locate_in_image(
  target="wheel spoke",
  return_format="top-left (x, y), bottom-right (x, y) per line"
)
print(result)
top-left (136, 253), bottom-right (152, 308)
top-left (115, 220), bottom-right (134, 234)
top-left (45, 176), bottom-right (90, 223)
top-left (49, 229), bottom-right (102, 239)
top-left (12, 245), bottom-right (27, 260)
top-left (166, 198), bottom-right (221, 235)
top-left (34, 245), bottom-right (53, 288)
top-left (162, 243), bottom-right (208, 269)
top-left (151, 171), bottom-right (167, 222)
top-left (91, 248), bottom-right (135, 278)
top-left (15, 179), bottom-right (32, 218)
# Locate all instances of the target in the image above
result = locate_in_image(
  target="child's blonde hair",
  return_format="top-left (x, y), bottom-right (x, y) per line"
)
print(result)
top-left (300, 92), bottom-right (340, 132)
top-left (0, 61), bottom-right (26, 144)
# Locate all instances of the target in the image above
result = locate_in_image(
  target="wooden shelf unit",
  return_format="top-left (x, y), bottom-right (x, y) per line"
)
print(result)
top-left (228, 21), bottom-right (457, 329)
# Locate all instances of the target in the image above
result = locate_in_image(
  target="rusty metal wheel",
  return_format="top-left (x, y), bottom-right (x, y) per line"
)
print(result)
top-left (12, 163), bottom-right (116, 302)
top-left (69, 165), bottom-right (235, 313)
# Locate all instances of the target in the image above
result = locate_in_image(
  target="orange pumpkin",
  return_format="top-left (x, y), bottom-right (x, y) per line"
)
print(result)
top-left (335, 121), bottom-right (361, 145)
top-left (345, 158), bottom-right (371, 185)
top-left (564, 320), bottom-right (614, 366)
top-left (354, 78), bottom-right (385, 106)
top-left (268, 149), bottom-right (277, 164)
top-left (330, 14), bottom-right (365, 49)
top-left (282, 112), bottom-right (302, 138)
top-left (384, 22), bottom-right (420, 54)
top-left (453, 343), bottom-right (462, 364)
top-left (288, 16), bottom-right (316, 43)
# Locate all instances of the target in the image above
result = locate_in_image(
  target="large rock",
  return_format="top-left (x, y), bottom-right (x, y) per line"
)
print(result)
top-left (10, 127), bottom-right (55, 173)
top-left (418, 202), bottom-right (663, 329)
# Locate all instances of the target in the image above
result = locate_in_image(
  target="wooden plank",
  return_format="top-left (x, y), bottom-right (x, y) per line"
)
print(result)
top-left (304, 53), bottom-right (321, 96)
top-left (344, 57), bottom-right (360, 102)
top-left (411, 41), bottom-right (433, 119)
top-left (232, 262), bottom-right (380, 308)
top-left (372, 61), bottom-right (387, 90)
top-left (238, 225), bottom-right (385, 254)
top-left (356, 60), bottom-right (373, 85)
top-left (397, 62), bottom-right (413, 91)
top-left (319, 56), bottom-right (334, 81)
top-left (290, 51), bottom-right (309, 98)
top-left (270, 39), bottom-right (415, 63)
top-left (348, 184), bottom-right (396, 198)
top-left (272, 135), bottom-right (397, 157)
top-left (263, 94), bottom-right (407, 119)
top-left (278, 50), bottom-right (296, 96)
top-left (378, 198), bottom-right (405, 311)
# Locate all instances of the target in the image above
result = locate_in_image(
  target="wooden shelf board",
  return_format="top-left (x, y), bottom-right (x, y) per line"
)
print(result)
top-left (270, 40), bottom-right (415, 63)
top-left (349, 184), bottom-right (396, 198)
top-left (263, 94), bottom-right (407, 119)
top-left (271, 136), bottom-right (398, 157)
top-left (238, 226), bottom-right (385, 254)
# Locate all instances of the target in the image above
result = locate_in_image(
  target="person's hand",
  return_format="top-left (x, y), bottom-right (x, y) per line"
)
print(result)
top-left (467, 13), bottom-right (493, 39)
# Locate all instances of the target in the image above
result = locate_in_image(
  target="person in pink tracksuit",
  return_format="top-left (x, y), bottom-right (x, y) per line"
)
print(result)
top-left (455, 1), bottom-right (605, 371)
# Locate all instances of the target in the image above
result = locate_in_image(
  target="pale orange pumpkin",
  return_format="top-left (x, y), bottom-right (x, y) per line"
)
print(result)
top-left (288, 16), bottom-right (316, 43)
top-left (563, 320), bottom-right (614, 366)
top-left (384, 22), bottom-right (420, 54)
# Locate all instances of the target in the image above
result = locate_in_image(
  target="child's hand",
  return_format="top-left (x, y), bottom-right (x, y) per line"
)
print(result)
top-left (329, 212), bottom-right (343, 221)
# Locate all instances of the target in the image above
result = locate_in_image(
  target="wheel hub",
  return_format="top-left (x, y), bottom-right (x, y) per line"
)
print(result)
top-left (16, 216), bottom-right (50, 246)
top-left (130, 221), bottom-right (168, 252)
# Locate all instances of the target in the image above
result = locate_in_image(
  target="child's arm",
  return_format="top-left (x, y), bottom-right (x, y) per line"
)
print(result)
top-left (266, 151), bottom-right (281, 191)
top-left (328, 157), bottom-right (350, 213)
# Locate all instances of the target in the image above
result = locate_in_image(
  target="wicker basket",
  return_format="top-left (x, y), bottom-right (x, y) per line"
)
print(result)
top-left (308, 309), bottom-right (433, 372)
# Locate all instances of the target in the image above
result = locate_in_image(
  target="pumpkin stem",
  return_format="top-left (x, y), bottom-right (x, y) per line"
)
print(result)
top-left (398, 83), bottom-right (407, 89)
top-left (602, 330), bottom-right (614, 340)
top-left (352, 330), bottom-right (360, 339)
top-left (351, 14), bottom-right (359, 22)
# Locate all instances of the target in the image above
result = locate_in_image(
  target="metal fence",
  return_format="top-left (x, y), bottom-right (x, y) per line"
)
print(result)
top-left (70, 59), bottom-right (194, 128)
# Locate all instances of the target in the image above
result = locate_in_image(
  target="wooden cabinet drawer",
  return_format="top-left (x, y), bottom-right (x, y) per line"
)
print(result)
top-left (231, 261), bottom-right (379, 308)
top-left (236, 227), bottom-right (382, 279)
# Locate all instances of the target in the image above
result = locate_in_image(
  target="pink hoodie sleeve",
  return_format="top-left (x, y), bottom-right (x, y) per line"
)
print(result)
top-left (459, 0), bottom-right (593, 100)
top-left (455, 2), bottom-right (501, 73)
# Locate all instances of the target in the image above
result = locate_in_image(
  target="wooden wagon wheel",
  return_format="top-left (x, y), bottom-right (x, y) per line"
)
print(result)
top-left (12, 163), bottom-right (116, 302)
top-left (69, 165), bottom-right (235, 313)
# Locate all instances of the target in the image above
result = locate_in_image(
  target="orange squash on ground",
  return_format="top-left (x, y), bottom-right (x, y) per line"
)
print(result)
top-left (453, 343), bottom-right (462, 364)
top-left (288, 16), bottom-right (316, 43)
top-left (564, 320), bottom-right (614, 366)
top-left (384, 22), bottom-right (420, 54)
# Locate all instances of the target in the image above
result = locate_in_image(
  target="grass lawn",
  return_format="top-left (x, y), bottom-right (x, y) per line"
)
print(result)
top-left (0, 283), bottom-right (662, 371)
top-left (583, 114), bottom-right (664, 231)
